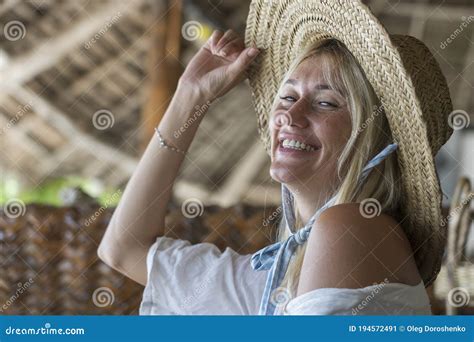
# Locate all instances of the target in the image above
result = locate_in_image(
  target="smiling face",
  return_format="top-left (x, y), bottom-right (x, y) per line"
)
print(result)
top-left (269, 54), bottom-right (352, 190)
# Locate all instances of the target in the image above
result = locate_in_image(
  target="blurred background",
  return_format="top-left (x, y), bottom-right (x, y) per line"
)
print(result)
top-left (0, 0), bottom-right (473, 315)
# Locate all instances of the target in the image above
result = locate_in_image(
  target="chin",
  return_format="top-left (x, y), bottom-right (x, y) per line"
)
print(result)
top-left (269, 164), bottom-right (303, 185)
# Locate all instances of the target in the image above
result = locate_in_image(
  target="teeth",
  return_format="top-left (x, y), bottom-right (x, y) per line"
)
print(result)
top-left (281, 139), bottom-right (316, 152)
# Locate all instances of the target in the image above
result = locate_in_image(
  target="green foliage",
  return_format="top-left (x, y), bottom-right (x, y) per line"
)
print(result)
top-left (0, 176), bottom-right (122, 207)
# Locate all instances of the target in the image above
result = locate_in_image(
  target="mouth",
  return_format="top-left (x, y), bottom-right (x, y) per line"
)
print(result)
top-left (278, 138), bottom-right (321, 153)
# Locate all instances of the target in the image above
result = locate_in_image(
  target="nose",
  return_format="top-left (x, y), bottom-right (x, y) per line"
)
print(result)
top-left (285, 97), bottom-right (312, 128)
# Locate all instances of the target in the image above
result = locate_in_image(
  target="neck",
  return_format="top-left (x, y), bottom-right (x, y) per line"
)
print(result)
top-left (285, 180), bottom-right (337, 224)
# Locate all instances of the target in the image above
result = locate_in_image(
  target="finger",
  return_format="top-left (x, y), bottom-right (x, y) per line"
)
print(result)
top-left (210, 30), bottom-right (224, 53)
top-left (215, 29), bottom-right (238, 51)
top-left (227, 46), bottom-right (260, 78)
top-left (205, 30), bottom-right (223, 53)
top-left (219, 37), bottom-right (245, 57)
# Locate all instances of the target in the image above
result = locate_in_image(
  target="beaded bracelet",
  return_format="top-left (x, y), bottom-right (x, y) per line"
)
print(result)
top-left (154, 127), bottom-right (186, 155)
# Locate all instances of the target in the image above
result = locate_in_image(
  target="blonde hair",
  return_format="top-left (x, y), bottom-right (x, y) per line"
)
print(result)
top-left (270, 39), bottom-right (403, 297)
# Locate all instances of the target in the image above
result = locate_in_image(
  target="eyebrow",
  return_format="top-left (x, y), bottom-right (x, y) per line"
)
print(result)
top-left (284, 78), bottom-right (333, 90)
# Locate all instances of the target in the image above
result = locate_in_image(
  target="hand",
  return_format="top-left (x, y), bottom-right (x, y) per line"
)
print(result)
top-left (178, 29), bottom-right (260, 103)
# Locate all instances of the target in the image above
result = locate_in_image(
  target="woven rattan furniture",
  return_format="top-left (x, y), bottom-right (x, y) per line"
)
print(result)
top-left (0, 201), bottom-right (276, 314)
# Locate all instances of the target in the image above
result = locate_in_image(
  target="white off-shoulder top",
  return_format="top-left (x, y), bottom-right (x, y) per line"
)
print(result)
top-left (139, 236), bottom-right (432, 315)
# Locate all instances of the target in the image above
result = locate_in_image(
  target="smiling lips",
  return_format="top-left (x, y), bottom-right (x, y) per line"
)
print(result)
top-left (279, 138), bottom-right (320, 152)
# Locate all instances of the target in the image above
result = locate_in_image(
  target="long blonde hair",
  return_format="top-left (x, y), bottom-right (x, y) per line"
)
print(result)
top-left (271, 39), bottom-right (403, 296)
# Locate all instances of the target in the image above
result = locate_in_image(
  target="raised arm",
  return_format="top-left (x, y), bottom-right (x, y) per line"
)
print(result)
top-left (97, 29), bottom-right (260, 286)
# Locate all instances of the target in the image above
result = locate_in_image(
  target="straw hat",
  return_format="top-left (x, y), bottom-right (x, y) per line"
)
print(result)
top-left (244, 0), bottom-right (454, 287)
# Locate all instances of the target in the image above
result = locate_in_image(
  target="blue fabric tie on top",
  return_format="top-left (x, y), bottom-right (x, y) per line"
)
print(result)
top-left (250, 143), bottom-right (399, 315)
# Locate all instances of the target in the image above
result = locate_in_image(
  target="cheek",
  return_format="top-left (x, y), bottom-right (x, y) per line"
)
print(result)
top-left (270, 126), bottom-right (278, 147)
top-left (317, 113), bottom-right (352, 147)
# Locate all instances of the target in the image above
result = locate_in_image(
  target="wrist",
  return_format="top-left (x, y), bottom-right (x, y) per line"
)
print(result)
top-left (169, 82), bottom-right (211, 123)
top-left (157, 84), bottom-right (211, 149)
top-left (175, 79), bottom-right (206, 105)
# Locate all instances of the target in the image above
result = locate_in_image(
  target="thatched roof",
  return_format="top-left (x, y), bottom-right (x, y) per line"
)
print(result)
top-left (0, 0), bottom-right (472, 206)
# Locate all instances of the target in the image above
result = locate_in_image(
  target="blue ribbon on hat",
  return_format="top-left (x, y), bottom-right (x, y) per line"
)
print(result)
top-left (251, 143), bottom-right (399, 315)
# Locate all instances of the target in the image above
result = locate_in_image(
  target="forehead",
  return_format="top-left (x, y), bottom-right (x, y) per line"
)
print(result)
top-left (287, 54), bottom-right (336, 86)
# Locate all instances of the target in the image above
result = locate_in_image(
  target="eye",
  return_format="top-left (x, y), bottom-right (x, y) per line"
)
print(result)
top-left (317, 101), bottom-right (337, 108)
top-left (279, 96), bottom-right (296, 102)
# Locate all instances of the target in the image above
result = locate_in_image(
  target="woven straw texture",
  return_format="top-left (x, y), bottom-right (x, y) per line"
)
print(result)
top-left (0, 202), bottom-right (275, 314)
top-left (244, 0), bottom-right (453, 287)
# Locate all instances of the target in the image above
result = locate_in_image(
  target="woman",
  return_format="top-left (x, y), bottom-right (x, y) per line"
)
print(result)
top-left (98, 0), bottom-right (453, 315)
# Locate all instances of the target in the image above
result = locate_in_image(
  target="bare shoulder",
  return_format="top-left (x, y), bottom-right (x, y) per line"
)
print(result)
top-left (297, 202), bottom-right (422, 296)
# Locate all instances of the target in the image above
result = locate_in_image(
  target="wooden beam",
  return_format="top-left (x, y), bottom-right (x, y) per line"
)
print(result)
top-left (210, 140), bottom-right (269, 207)
top-left (166, 0), bottom-right (183, 55)
top-left (70, 38), bottom-right (148, 96)
top-left (2, 85), bottom-right (139, 175)
top-left (0, 0), bottom-right (143, 85)
top-left (242, 185), bottom-right (281, 206)
top-left (140, 0), bottom-right (183, 152)
top-left (0, 112), bottom-right (50, 159)
top-left (173, 180), bottom-right (212, 203)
